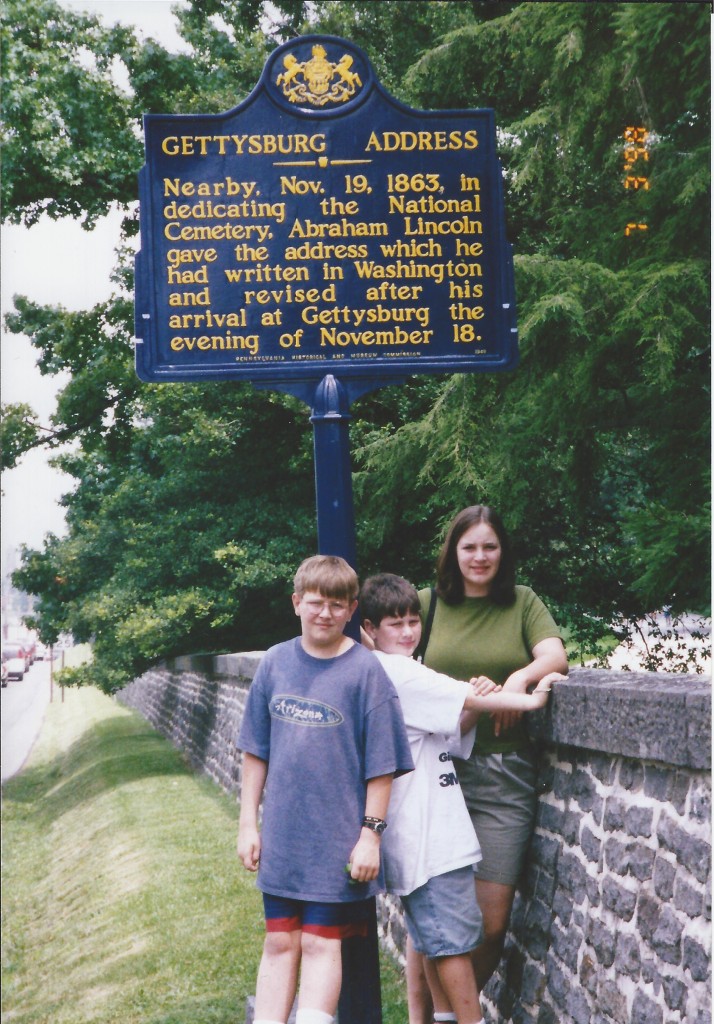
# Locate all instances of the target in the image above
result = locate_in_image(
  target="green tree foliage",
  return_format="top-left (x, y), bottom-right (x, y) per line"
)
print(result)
top-left (3, 1), bottom-right (710, 690)
top-left (1, 1), bottom-right (138, 226)
top-left (349, 1), bottom-right (710, 632)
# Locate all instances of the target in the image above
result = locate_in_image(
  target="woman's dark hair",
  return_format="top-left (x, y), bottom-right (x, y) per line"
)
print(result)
top-left (435, 505), bottom-right (516, 606)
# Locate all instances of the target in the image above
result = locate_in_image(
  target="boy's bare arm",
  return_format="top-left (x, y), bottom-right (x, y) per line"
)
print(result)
top-left (237, 753), bottom-right (268, 871)
top-left (464, 672), bottom-right (565, 719)
top-left (460, 675), bottom-right (500, 733)
top-left (348, 773), bottom-right (392, 883)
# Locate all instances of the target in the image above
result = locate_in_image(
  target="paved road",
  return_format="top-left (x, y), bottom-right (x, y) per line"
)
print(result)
top-left (1, 656), bottom-right (54, 783)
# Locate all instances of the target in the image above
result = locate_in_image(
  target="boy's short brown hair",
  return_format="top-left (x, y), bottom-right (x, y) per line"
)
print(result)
top-left (293, 555), bottom-right (359, 601)
top-left (360, 573), bottom-right (421, 626)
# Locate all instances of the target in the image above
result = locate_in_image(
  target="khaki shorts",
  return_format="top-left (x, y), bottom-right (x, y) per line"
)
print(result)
top-left (457, 750), bottom-right (537, 887)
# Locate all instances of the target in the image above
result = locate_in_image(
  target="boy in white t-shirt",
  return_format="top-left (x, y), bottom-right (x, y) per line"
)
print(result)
top-left (360, 574), bottom-right (561, 1024)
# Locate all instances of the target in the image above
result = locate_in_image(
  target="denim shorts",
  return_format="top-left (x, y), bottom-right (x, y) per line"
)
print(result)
top-left (400, 865), bottom-right (483, 958)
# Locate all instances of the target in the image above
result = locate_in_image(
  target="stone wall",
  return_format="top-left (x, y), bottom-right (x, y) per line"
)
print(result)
top-left (117, 660), bottom-right (711, 1024)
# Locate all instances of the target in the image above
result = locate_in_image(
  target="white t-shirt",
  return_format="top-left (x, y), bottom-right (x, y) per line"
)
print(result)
top-left (373, 651), bottom-right (482, 896)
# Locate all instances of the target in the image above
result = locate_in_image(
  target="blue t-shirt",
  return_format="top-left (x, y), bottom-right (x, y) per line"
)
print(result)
top-left (238, 638), bottom-right (414, 902)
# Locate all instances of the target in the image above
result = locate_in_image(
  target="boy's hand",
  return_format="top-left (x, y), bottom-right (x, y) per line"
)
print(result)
top-left (528, 671), bottom-right (567, 709)
top-left (348, 830), bottom-right (381, 883)
top-left (237, 825), bottom-right (261, 872)
top-left (534, 672), bottom-right (567, 695)
top-left (469, 675), bottom-right (500, 696)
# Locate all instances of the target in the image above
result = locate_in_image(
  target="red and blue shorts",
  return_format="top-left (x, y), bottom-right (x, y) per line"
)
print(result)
top-left (262, 893), bottom-right (370, 940)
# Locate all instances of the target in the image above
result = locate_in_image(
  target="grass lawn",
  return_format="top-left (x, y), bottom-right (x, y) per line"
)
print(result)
top-left (1, 686), bottom-right (408, 1024)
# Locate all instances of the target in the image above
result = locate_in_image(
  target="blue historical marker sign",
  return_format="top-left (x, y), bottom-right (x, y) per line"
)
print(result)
top-left (135, 35), bottom-right (518, 384)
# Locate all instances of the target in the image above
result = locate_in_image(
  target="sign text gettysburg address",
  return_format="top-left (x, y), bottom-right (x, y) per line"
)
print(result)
top-left (135, 37), bottom-right (517, 382)
top-left (164, 131), bottom-right (484, 357)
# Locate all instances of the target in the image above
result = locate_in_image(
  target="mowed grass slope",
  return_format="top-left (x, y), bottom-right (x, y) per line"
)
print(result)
top-left (1, 686), bottom-right (408, 1024)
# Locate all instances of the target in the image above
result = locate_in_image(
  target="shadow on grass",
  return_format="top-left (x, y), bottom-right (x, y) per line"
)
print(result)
top-left (2, 710), bottom-right (190, 820)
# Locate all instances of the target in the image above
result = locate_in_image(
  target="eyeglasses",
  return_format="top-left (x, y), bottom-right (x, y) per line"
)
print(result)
top-left (302, 598), bottom-right (351, 614)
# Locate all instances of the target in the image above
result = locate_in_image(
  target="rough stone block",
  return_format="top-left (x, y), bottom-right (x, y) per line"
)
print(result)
top-left (662, 973), bottom-right (688, 1012)
top-left (644, 763), bottom-right (671, 801)
top-left (531, 832), bottom-right (561, 873)
top-left (675, 874), bottom-right (704, 917)
top-left (552, 766), bottom-right (574, 800)
top-left (658, 812), bottom-right (711, 883)
top-left (585, 874), bottom-right (601, 907)
top-left (528, 670), bottom-right (710, 768)
top-left (602, 875), bottom-right (637, 920)
top-left (683, 935), bottom-right (710, 981)
top-left (588, 917), bottom-right (615, 967)
top-left (669, 771), bottom-right (691, 814)
top-left (603, 795), bottom-right (626, 832)
top-left (625, 804), bottom-right (653, 837)
top-left (520, 961), bottom-right (547, 1005)
top-left (653, 855), bottom-right (676, 900)
top-left (632, 990), bottom-right (663, 1024)
top-left (579, 951), bottom-right (598, 994)
top-left (523, 899), bottom-right (553, 962)
top-left (552, 889), bottom-right (574, 926)
top-left (589, 751), bottom-right (617, 784)
top-left (537, 801), bottom-right (564, 835)
top-left (563, 808), bottom-right (583, 845)
top-left (557, 851), bottom-right (587, 899)
top-left (566, 987), bottom-right (592, 1024)
top-left (604, 836), bottom-right (630, 875)
top-left (686, 689), bottom-right (712, 769)
top-left (637, 891), bottom-right (661, 944)
top-left (533, 868), bottom-right (557, 905)
top-left (552, 921), bottom-right (581, 972)
top-left (597, 979), bottom-right (627, 1021)
top-left (651, 906), bottom-right (683, 964)
top-left (618, 758), bottom-right (644, 791)
top-left (629, 844), bottom-right (655, 881)
top-left (581, 825), bottom-right (602, 864)
top-left (536, 1004), bottom-right (558, 1024)
top-left (543, 955), bottom-right (568, 1009)
top-left (615, 930), bottom-right (641, 978)
top-left (689, 775), bottom-right (711, 823)
top-left (572, 768), bottom-right (600, 813)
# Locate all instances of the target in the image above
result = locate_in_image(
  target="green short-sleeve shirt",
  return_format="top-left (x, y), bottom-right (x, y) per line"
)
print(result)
top-left (418, 585), bottom-right (561, 754)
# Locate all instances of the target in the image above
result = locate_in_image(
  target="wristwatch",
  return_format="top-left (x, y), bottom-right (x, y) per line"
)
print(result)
top-left (362, 816), bottom-right (387, 835)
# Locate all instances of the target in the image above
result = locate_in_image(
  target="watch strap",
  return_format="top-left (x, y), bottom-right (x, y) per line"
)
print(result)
top-left (362, 815), bottom-right (387, 834)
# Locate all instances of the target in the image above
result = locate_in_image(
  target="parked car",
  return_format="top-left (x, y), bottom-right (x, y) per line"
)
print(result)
top-left (21, 636), bottom-right (36, 665)
top-left (2, 644), bottom-right (27, 681)
top-left (1, 654), bottom-right (8, 687)
top-left (35, 642), bottom-right (46, 661)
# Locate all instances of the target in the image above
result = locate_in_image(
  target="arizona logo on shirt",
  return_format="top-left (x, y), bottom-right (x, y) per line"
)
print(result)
top-left (270, 695), bottom-right (344, 726)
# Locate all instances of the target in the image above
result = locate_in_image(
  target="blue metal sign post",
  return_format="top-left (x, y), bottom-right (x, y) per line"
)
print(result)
top-left (134, 34), bottom-right (519, 1023)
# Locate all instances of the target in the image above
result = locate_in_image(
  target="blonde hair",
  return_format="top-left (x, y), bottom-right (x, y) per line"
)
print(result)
top-left (294, 555), bottom-right (359, 601)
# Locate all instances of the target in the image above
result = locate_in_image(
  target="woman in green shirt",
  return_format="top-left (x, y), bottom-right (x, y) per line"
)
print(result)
top-left (415, 505), bottom-right (567, 1010)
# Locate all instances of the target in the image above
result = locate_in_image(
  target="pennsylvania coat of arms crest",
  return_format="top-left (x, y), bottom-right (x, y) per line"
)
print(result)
top-left (276, 43), bottom-right (363, 106)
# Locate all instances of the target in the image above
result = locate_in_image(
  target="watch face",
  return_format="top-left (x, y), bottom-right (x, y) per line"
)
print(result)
top-left (364, 817), bottom-right (386, 834)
